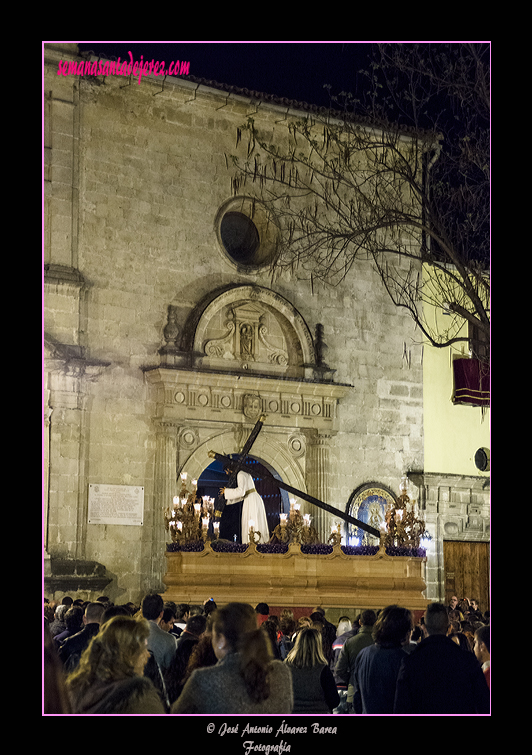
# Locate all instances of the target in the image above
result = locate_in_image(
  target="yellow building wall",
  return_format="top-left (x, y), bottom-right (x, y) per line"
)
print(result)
top-left (423, 304), bottom-right (490, 478)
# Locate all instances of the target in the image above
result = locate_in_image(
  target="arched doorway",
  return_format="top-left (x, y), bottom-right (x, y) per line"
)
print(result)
top-left (197, 455), bottom-right (285, 543)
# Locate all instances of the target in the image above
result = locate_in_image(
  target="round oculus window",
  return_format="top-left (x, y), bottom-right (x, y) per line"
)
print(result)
top-left (220, 211), bottom-right (261, 265)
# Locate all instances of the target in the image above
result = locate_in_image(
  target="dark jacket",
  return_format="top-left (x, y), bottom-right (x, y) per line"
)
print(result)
top-left (393, 634), bottom-right (490, 714)
top-left (353, 643), bottom-right (408, 714)
top-left (165, 632), bottom-right (200, 704)
top-left (58, 623), bottom-right (101, 673)
top-left (335, 625), bottom-right (375, 702)
top-left (289, 663), bottom-right (340, 714)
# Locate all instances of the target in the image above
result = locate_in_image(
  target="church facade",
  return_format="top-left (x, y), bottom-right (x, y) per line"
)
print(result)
top-left (43, 44), bottom-right (489, 609)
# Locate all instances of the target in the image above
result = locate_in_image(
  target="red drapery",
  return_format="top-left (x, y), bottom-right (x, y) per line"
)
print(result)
top-left (452, 358), bottom-right (490, 407)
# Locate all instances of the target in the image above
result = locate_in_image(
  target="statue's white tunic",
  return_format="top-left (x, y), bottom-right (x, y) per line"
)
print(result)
top-left (223, 471), bottom-right (270, 543)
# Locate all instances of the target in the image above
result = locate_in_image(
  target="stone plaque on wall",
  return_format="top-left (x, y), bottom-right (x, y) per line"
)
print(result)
top-left (88, 484), bottom-right (144, 526)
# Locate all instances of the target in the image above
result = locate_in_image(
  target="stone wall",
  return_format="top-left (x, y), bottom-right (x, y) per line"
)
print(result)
top-left (409, 472), bottom-right (490, 602)
top-left (43, 45), bottom-right (425, 604)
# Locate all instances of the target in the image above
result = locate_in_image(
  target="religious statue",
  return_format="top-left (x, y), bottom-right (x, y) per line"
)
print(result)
top-left (219, 463), bottom-right (269, 544)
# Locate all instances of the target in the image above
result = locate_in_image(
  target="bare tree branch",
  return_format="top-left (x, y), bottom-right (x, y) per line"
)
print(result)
top-left (228, 43), bottom-right (490, 361)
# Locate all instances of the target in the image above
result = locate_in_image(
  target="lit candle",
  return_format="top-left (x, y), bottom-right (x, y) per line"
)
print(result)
top-left (173, 496), bottom-right (179, 507)
top-left (202, 517), bottom-right (209, 529)
top-left (213, 522), bottom-right (220, 534)
top-left (192, 479), bottom-right (197, 487)
top-left (177, 521), bottom-right (183, 531)
top-left (194, 503), bottom-right (201, 515)
top-left (180, 472), bottom-right (187, 482)
top-left (280, 513), bottom-right (288, 524)
top-left (249, 519), bottom-right (255, 531)
top-left (303, 514), bottom-right (311, 527)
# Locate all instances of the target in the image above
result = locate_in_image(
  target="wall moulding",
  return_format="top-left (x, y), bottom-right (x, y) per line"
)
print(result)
top-left (143, 367), bottom-right (350, 432)
top-left (408, 471), bottom-right (490, 542)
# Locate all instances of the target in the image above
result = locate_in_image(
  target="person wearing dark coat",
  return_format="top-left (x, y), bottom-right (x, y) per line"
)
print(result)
top-left (353, 605), bottom-right (413, 714)
top-left (165, 614), bottom-right (208, 704)
top-left (58, 602), bottom-right (105, 673)
top-left (335, 609), bottom-right (376, 709)
top-left (48, 604), bottom-right (69, 639)
top-left (393, 602), bottom-right (490, 714)
top-left (53, 606), bottom-right (84, 648)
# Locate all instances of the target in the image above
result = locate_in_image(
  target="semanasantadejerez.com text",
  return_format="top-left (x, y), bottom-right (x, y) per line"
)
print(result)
top-left (57, 52), bottom-right (190, 85)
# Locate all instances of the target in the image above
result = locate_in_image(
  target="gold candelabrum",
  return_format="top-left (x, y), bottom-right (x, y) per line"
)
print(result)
top-left (270, 498), bottom-right (320, 545)
top-left (380, 478), bottom-right (427, 550)
top-left (328, 522), bottom-right (343, 547)
top-left (164, 473), bottom-right (219, 544)
top-left (247, 520), bottom-right (262, 545)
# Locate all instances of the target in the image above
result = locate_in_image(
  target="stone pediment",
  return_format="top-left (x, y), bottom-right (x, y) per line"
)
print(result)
top-left (157, 285), bottom-right (338, 381)
top-left (194, 286), bottom-right (309, 378)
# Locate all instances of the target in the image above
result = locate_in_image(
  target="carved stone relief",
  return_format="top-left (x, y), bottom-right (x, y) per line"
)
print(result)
top-left (203, 301), bottom-right (291, 374)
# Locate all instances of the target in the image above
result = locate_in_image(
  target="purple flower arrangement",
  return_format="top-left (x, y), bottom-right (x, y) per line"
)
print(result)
top-left (210, 541), bottom-right (248, 554)
top-left (256, 543), bottom-right (289, 554)
top-left (385, 545), bottom-right (426, 557)
top-left (301, 544), bottom-right (334, 555)
top-left (167, 540), bottom-right (204, 553)
top-left (341, 545), bottom-right (380, 556)
top-left (166, 541), bottom-right (426, 557)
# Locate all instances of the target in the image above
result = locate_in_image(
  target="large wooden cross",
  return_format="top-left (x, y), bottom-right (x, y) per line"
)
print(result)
top-left (213, 413), bottom-right (268, 520)
top-left (210, 414), bottom-right (380, 539)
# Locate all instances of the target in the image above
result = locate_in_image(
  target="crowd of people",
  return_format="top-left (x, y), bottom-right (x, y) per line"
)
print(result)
top-left (44, 593), bottom-right (490, 715)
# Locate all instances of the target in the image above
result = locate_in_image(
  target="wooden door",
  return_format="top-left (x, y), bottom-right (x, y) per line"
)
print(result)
top-left (443, 541), bottom-right (490, 613)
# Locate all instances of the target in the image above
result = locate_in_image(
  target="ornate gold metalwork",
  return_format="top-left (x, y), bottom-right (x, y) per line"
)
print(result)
top-left (381, 480), bottom-right (427, 550)
top-left (164, 474), bottom-right (218, 544)
top-left (270, 499), bottom-right (320, 545)
top-left (327, 522), bottom-right (342, 547)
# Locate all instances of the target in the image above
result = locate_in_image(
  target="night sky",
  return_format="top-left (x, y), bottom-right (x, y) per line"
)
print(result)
top-left (75, 41), bottom-right (375, 109)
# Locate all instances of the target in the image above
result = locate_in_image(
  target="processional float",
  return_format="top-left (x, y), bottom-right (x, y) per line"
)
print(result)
top-left (209, 414), bottom-right (381, 541)
top-left (163, 415), bottom-right (429, 611)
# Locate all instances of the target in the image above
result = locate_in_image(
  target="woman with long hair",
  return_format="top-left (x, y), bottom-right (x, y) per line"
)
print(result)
top-left (66, 615), bottom-right (166, 714)
top-left (171, 602), bottom-right (293, 714)
top-left (285, 627), bottom-right (340, 714)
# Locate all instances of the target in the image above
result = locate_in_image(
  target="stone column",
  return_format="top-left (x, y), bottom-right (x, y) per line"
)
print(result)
top-left (305, 432), bottom-right (332, 541)
top-left (153, 420), bottom-right (179, 549)
top-left (43, 392), bottom-right (53, 576)
top-left (46, 362), bottom-right (90, 560)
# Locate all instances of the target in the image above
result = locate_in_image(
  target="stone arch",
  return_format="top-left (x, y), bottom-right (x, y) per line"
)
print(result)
top-left (179, 429), bottom-right (306, 498)
top-left (191, 285), bottom-right (315, 379)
